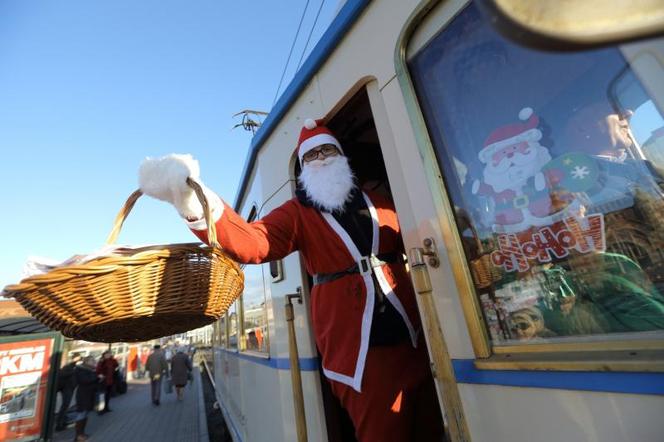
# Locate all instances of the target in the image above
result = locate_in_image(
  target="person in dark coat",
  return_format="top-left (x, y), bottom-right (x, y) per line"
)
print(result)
top-left (55, 355), bottom-right (80, 431)
top-left (145, 344), bottom-right (169, 405)
top-left (74, 356), bottom-right (103, 442)
top-left (96, 351), bottom-right (118, 414)
top-left (170, 348), bottom-right (192, 401)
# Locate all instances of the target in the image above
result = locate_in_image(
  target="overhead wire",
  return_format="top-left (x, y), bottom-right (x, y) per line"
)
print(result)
top-left (272, 0), bottom-right (311, 107)
top-left (295, 0), bottom-right (326, 71)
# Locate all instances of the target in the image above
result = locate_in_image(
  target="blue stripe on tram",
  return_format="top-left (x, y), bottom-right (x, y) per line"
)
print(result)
top-left (221, 349), bottom-right (320, 371)
top-left (220, 351), bottom-right (664, 395)
top-left (452, 359), bottom-right (664, 395)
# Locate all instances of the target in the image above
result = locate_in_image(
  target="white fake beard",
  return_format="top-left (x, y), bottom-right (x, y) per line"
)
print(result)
top-left (298, 155), bottom-right (356, 213)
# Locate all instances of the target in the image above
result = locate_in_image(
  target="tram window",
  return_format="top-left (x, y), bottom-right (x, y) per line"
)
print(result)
top-left (240, 264), bottom-right (269, 353)
top-left (228, 302), bottom-right (239, 351)
top-left (213, 314), bottom-right (227, 348)
top-left (409, 3), bottom-right (664, 347)
top-left (238, 204), bottom-right (269, 354)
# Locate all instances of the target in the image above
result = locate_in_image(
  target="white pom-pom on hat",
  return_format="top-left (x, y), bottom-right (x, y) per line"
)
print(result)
top-left (304, 118), bottom-right (317, 130)
top-left (519, 107), bottom-right (534, 121)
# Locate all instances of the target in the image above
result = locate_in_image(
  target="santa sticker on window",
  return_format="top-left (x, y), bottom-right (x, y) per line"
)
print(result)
top-left (471, 107), bottom-right (602, 233)
top-left (471, 107), bottom-right (607, 272)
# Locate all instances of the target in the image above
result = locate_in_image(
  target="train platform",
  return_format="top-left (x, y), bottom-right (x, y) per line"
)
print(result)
top-left (53, 368), bottom-right (208, 442)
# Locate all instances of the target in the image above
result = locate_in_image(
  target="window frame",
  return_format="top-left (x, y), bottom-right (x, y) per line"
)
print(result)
top-left (213, 313), bottom-right (228, 349)
top-left (227, 302), bottom-right (239, 351)
top-left (395, 0), bottom-right (664, 371)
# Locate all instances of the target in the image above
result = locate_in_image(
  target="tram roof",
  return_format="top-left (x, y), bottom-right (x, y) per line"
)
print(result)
top-left (233, 0), bottom-right (370, 211)
top-left (0, 317), bottom-right (51, 335)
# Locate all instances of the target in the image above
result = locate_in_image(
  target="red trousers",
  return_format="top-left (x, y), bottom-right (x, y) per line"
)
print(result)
top-left (329, 341), bottom-right (445, 442)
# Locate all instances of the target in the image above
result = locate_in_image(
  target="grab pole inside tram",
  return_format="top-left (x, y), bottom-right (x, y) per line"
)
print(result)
top-left (285, 287), bottom-right (308, 442)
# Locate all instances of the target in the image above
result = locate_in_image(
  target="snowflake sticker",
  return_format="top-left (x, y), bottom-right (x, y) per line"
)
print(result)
top-left (543, 152), bottom-right (599, 193)
top-left (571, 165), bottom-right (590, 179)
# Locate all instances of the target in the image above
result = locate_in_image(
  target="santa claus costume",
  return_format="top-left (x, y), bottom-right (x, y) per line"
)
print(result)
top-left (140, 120), bottom-right (443, 441)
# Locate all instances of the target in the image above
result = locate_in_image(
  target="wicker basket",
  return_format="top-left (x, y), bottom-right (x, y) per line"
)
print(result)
top-left (470, 254), bottom-right (502, 289)
top-left (3, 178), bottom-right (244, 343)
top-left (468, 227), bottom-right (502, 289)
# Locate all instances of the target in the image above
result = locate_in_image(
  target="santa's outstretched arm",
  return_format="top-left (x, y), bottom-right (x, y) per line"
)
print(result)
top-left (139, 154), bottom-right (300, 264)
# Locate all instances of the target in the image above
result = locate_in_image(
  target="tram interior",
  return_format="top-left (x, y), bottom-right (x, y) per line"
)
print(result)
top-left (293, 87), bottom-right (444, 441)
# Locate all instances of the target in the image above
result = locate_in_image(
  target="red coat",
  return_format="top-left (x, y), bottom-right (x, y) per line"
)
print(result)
top-left (190, 191), bottom-right (421, 392)
top-left (96, 357), bottom-right (118, 386)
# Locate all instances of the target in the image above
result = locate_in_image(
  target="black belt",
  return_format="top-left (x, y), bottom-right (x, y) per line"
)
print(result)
top-left (313, 253), bottom-right (400, 286)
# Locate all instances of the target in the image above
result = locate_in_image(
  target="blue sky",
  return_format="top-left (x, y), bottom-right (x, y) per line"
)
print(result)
top-left (0, 0), bottom-right (338, 289)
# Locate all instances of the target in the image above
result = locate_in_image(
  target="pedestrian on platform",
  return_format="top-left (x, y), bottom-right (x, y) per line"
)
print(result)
top-left (146, 344), bottom-right (169, 406)
top-left (95, 350), bottom-right (118, 414)
top-left (55, 355), bottom-right (80, 431)
top-left (128, 347), bottom-right (138, 380)
top-left (137, 118), bottom-right (444, 442)
top-left (139, 347), bottom-right (149, 378)
top-left (170, 347), bottom-right (193, 401)
top-left (73, 356), bottom-right (103, 442)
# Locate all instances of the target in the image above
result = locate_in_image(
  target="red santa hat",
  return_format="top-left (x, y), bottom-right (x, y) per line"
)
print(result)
top-left (296, 118), bottom-right (343, 164)
top-left (478, 107), bottom-right (542, 164)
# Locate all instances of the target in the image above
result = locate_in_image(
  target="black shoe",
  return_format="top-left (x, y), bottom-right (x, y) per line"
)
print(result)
top-left (155, 400), bottom-right (160, 406)
top-left (55, 425), bottom-right (67, 432)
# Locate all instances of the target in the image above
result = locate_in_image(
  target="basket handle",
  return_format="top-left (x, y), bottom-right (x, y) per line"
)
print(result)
top-left (456, 209), bottom-right (486, 255)
top-left (105, 177), bottom-right (220, 249)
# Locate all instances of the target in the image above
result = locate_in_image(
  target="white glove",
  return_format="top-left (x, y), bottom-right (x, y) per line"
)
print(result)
top-left (139, 154), bottom-right (222, 222)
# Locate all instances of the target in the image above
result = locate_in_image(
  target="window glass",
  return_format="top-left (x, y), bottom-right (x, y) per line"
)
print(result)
top-left (213, 315), bottom-right (226, 348)
top-left (228, 302), bottom-right (239, 351)
top-left (238, 205), bottom-right (269, 353)
top-left (241, 264), bottom-right (269, 353)
top-left (409, 3), bottom-right (664, 346)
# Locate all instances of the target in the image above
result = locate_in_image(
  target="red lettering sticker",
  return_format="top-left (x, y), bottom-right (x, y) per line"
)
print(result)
top-left (489, 214), bottom-right (605, 273)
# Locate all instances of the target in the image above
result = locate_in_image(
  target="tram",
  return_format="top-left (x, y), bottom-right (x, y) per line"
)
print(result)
top-left (207, 0), bottom-right (664, 441)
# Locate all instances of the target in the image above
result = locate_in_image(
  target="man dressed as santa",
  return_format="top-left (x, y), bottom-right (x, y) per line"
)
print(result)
top-left (138, 119), bottom-right (443, 442)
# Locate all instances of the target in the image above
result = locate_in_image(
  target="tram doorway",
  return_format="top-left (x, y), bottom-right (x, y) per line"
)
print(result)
top-left (294, 86), bottom-right (445, 441)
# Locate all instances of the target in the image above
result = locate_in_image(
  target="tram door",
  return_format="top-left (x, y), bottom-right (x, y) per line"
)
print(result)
top-left (299, 86), bottom-right (445, 441)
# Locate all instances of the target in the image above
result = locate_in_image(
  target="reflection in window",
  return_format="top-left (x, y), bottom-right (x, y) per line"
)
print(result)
top-left (238, 205), bottom-right (269, 353)
top-left (228, 302), bottom-right (238, 351)
top-left (409, 3), bottom-right (664, 345)
top-left (213, 314), bottom-right (227, 348)
top-left (241, 264), bottom-right (269, 353)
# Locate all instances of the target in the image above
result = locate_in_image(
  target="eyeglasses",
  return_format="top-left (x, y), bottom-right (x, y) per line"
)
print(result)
top-left (302, 144), bottom-right (340, 163)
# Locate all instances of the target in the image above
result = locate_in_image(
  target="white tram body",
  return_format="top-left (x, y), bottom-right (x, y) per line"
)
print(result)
top-left (209, 1), bottom-right (664, 441)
